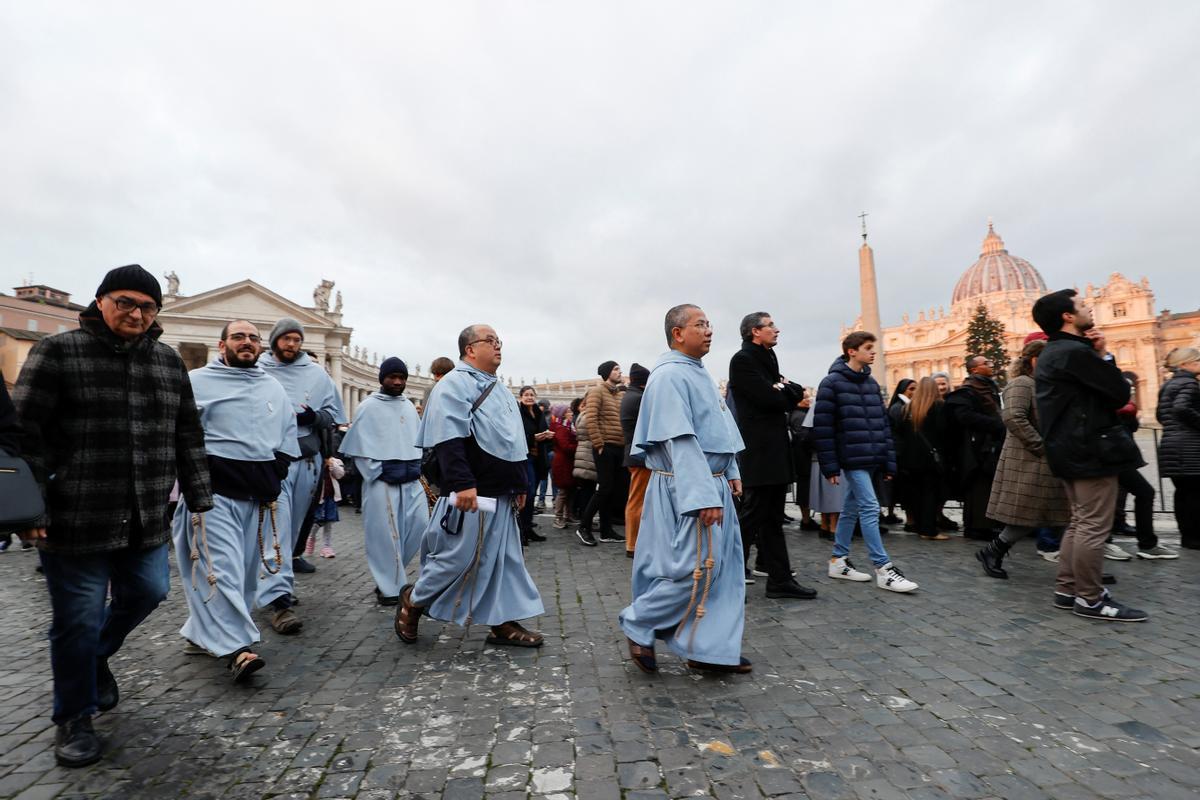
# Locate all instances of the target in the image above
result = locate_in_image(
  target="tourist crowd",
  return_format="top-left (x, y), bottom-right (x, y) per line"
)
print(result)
top-left (2, 265), bottom-right (1199, 769)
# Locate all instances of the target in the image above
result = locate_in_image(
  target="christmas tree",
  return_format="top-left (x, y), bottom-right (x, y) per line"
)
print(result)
top-left (965, 303), bottom-right (1010, 386)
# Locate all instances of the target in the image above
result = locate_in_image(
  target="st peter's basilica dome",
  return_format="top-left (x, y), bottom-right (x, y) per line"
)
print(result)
top-left (950, 222), bottom-right (1047, 307)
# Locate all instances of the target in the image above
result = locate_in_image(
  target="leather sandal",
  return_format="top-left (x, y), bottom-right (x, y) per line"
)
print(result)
top-left (486, 621), bottom-right (544, 648)
top-left (687, 657), bottom-right (753, 674)
top-left (229, 650), bottom-right (266, 683)
top-left (394, 584), bottom-right (422, 643)
top-left (270, 607), bottom-right (302, 635)
top-left (627, 637), bottom-right (658, 674)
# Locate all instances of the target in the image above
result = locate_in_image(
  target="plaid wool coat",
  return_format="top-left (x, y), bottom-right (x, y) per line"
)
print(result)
top-left (986, 375), bottom-right (1070, 527)
top-left (14, 305), bottom-right (212, 554)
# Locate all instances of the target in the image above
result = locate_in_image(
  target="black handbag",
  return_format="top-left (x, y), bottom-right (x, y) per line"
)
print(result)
top-left (420, 381), bottom-right (498, 486)
top-left (0, 456), bottom-right (45, 530)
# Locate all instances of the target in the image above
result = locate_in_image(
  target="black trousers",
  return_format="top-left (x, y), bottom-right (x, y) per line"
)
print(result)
top-left (1115, 468), bottom-right (1156, 550)
top-left (1173, 476), bottom-right (1200, 548)
top-left (962, 472), bottom-right (1000, 538)
top-left (738, 483), bottom-right (792, 582)
top-left (582, 447), bottom-right (623, 534)
top-left (905, 470), bottom-right (943, 536)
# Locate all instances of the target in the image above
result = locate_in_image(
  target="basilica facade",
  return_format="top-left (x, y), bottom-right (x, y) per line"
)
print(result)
top-left (865, 223), bottom-right (1200, 415)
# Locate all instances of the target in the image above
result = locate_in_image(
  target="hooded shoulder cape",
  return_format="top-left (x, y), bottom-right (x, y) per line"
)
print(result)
top-left (257, 351), bottom-right (346, 436)
top-left (632, 351), bottom-right (744, 458)
top-left (340, 391), bottom-right (421, 461)
top-left (189, 359), bottom-right (300, 461)
top-left (418, 362), bottom-right (527, 463)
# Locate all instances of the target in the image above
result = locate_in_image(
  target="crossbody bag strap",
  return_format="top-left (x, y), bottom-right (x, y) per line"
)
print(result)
top-left (470, 379), bottom-right (498, 414)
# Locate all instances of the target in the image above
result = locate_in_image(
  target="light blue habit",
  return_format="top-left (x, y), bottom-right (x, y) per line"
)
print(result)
top-left (256, 350), bottom-right (346, 607)
top-left (340, 391), bottom-right (429, 597)
top-left (410, 362), bottom-right (544, 626)
top-left (173, 360), bottom-right (298, 657)
top-left (619, 350), bottom-right (747, 666)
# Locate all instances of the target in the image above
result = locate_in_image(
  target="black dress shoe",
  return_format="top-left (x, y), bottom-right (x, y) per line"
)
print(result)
top-left (55, 715), bottom-right (101, 768)
top-left (526, 530), bottom-right (547, 542)
top-left (765, 579), bottom-right (818, 600)
top-left (799, 518), bottom-right (821, 531)
top-left (292, 557), bottom-right (317, 574)
top-left (96, 659), bottom-right (118, 712)
top-left (375, 588), bottom-right (399, 606)
top-left (937, 515), bottom-right (959, 531)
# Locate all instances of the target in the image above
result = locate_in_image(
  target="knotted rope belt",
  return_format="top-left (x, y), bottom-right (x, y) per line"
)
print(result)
top-left (385, 489), bottom-right (404, 588)
top-left (188, 512), bottom-right (217, 604)
top-left (257, 501), bottom-right (282, 575)
top-left (652, 469), bottom-right (726, 654)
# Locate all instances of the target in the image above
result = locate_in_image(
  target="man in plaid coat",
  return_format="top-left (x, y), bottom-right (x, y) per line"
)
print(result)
top-left (15, 264), bottom-right (212, 768)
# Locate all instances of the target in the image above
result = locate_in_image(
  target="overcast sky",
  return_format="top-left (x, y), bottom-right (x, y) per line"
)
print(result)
top-left (3, 2), bottom-right (1198, 385)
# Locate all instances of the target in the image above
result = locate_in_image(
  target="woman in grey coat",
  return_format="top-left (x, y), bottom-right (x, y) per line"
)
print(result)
top-left (1157, 347), bottom-right (1200, 549)
top-left (977, 339), bottom-right (1070, 578)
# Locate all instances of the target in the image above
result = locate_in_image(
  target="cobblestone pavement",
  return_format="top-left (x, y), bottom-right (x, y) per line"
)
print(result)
top-left (2, 507), bottom-right (1198, 800)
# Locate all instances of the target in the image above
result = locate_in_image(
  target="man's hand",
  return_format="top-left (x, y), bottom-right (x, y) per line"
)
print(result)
top-left (729, 479), bottom-right (743, 498)
top-left (698, 507), bottom-right (723, 527)
top-left (535, 430), bottom-right (555, 441)
top-left (798, 398), bottom-right (812, 409)
top-left (515, 493), bottom-right (526, 511)
top-left (827, 474), bottom-right (840, 486)
top-left (19, 527), bottom-right (47, 542)
top-left (1085, 328), bottom-right (1108, 357)
top-left (454, 488), bottom-right (478, 512)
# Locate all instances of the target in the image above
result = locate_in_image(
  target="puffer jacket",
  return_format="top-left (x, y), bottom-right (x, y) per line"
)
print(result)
top-left (1157, 370), bottom-right (1200, 477)
top-left (584, 381), bottom-right (624, 448)
top-left (813, 357), bottom-right (896, 478)
top-left (572, 412), bottom-right (598, 482)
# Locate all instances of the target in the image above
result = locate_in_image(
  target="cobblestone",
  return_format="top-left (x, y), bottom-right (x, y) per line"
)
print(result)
top-left (1, 508), bottom-right (1198, 798)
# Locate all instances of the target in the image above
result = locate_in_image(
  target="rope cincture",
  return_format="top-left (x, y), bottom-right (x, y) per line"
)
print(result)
top-left (257, 501), bottom-right (282, 575)
top-left (385, 488), bottom-right (404, 590)
top-left (189, 512), bottom-right (217, 604)
top-left (449, 507), bottom-right (489, 632)
top-left (419, 476), bottom-right (438, 510)
top-left (678, 517), bottom-right (716, 654)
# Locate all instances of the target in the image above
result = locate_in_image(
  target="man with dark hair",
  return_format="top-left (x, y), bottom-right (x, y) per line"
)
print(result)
top-left (1033, 289), bottom-right (1149, 621)
top-left (620, 362), bottom-right (651, 557)
top-left (729, 312), bottom-right (817, 599)
top-left (172, 319), bottom-right (297, 683)
top-left (813, 331), bottom-right (918, 592)
top-left (945, 354), bottom-right (1006, 540)
top-left (255, 318), bottom-right (346, 634)
top-left (576, 359), bottom-right (625, 546)
top-left (620, 304), bottom-right (752, 674)
top-left (15, 264), bottom-right (212, 767)
top-left (395, 324), bottom-right (544, 647)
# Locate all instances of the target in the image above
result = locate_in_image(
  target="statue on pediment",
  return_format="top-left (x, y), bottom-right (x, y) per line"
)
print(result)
top-left (164, 271), bottom-right (180, 298)
top-left (334, 291), bottom-right (343, 314)
top-left (313, 279), bottom-right (334, 312)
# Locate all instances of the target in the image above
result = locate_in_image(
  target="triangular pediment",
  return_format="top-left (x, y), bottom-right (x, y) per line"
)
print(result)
top-left (160, 280), bottom-right (332, 327)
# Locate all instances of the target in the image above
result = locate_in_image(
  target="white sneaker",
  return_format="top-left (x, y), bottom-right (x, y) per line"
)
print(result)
top-left (1136, 545), bottom-right (1179, 560)
top-left (875, 562), bottom-right (919, 593)
top-left (1103, 543), bottom-right (1133, 561)
top-left (828, 557), bottom-right (872, 582)
top-left (1039, 550), bottom-right (1060, 562)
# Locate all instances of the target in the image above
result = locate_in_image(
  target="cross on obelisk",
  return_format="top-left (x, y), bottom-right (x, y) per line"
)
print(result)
top-left (859, 210), bottom-right (869, 242)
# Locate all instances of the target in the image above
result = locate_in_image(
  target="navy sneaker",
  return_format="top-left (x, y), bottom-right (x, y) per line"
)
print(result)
top-left (1055, 588), bottom-right (1110, 610)
top-left (1072, 596), bottom-right (1148, 622)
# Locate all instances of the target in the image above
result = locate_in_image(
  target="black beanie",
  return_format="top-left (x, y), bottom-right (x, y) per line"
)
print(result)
top-left (629, 362), bottom-right (650, 388)
top-left (379, 357), bottom-right (408, 383)
top-left (597, 360), bottom-right (619, 380)
top-left (96, 264), bottom-right (162, 307)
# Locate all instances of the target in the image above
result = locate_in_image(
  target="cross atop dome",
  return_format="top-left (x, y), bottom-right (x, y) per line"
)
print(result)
top-left (981, 218), bottom-right (1006, 256)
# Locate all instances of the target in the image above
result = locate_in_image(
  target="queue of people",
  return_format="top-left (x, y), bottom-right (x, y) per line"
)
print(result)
top-left (4, 266), bottom-right (1197, 770)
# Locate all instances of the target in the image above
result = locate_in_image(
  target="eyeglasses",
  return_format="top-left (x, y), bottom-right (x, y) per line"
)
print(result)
top-left (224, 332), bottom-right (262, 343)
top-left (687, 321), bottom-right (712, 331)
top-left (106, 294), bottom-right (159, 316)
top-left (468, 337), bottom-right (502, 348)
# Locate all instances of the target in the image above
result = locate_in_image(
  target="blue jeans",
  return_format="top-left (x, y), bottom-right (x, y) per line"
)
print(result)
top-left (38, 542), bottom-right (170, 723)
top-left (832, 469), bottom-right (892, 568)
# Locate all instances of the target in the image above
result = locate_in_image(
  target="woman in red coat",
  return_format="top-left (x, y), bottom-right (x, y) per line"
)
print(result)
top-left (550, 403), bottom-right (578, 529)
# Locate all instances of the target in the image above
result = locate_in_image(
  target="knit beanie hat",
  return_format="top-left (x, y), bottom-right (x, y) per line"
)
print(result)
top-left (597, 360), bottom-right (619, 380)
top-left (629, 362), bottom-right (650, 388)
top-left (270, 317), bottom-right (305, 348)
top-left (379, 356), bottom-right (408, 383)
top-left (1023, 331), bottom-right (1049, 345)
top-left (96, 264), bottom-right (162, 307)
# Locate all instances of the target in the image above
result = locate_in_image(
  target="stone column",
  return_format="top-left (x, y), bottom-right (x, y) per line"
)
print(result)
top-left (329, 353), bottom-right (343, 387)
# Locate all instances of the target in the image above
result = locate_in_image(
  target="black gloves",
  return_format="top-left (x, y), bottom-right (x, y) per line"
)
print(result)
top-left (296, 406), bottom-right (317, 426)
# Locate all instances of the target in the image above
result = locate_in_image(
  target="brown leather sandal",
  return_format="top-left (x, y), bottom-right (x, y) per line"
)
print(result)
top-left (270, 607), bottom-right (302, 635)
top-left (394, 584), bottom-right (422, 644)
top-left (687, 657), bottom-right (753, 674)
top-left (229, 650), bottom-right (265, 683)
top-left (627, 637), bottom-right (658, 674)
top-left (486, 621), bottom-right (544, 648)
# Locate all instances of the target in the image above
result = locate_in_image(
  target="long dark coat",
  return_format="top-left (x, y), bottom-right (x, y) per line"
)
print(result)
top-left (729, 342), bottom-right (802, 487)
top-left (986, 375), bottom-right (1070, 527)
top-left (1157, 371), bottom-right (1200, 478)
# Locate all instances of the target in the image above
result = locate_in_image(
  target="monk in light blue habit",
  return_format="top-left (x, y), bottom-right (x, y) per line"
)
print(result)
top-left (339, 356), bottom-right (429, 606)
top-left (173, 320), bottom-right (298, 682)
top-left (395, 324), bottom-right (545, 647)
top-left (619, 304), bottom-right (752, 674)
top-left (255, 317), bottom-right (346, 634)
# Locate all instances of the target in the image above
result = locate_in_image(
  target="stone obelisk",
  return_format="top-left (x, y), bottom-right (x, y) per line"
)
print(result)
top-left (858, 213), bottom-right (888, 393)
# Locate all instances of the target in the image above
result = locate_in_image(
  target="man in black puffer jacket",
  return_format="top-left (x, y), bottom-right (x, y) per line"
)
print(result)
top-left (813, 331), bottom-right (918, 593)
top-left (1033, 289), bottom-right (1147, 622)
